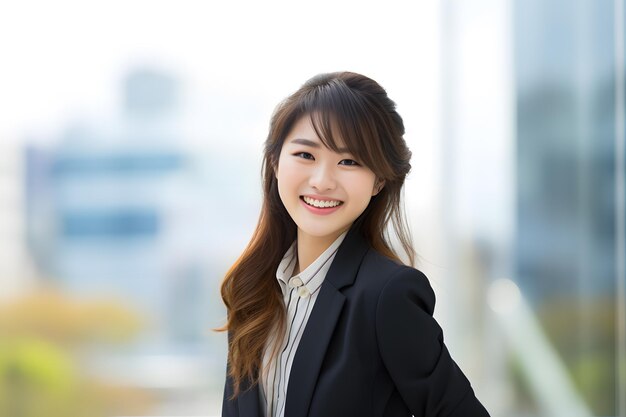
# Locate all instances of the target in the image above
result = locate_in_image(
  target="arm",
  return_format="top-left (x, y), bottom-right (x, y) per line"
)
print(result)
top-left (221, 355), bottom-right (239, 417)
top-left (375, 267), bottom-right (490, 417)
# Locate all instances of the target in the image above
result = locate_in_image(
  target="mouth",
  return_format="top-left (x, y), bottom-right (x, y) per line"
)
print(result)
top-left (300, 196), bottom-right (344, 209)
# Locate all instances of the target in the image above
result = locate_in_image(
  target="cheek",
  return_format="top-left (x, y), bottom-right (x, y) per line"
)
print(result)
top-left (353, 174), bottom-right (377, 198)
top-left (276, 160), bottom-right (300, 200)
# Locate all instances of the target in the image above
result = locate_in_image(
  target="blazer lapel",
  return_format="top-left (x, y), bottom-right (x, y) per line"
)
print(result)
top-left (284, 226), bottom-right (370, 417)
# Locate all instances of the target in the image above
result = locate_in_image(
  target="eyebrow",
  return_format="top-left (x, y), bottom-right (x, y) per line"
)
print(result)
top-left (289, 138), bottom-right (351, 154)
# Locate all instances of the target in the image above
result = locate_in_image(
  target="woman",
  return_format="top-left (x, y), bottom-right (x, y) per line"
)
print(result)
top-left (219, 72), bottom-right (490, 417)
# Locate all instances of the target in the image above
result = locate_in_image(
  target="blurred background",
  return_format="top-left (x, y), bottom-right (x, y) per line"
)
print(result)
top-left (0, 0), bottom-right (624, 416)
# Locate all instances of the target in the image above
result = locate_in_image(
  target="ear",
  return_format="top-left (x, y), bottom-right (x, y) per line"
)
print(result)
top-left (372, 178), bottom-right (385, 196)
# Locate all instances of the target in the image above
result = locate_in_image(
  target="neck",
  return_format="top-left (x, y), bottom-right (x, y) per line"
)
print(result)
top-left (295, 229), bottom-right (347, 274)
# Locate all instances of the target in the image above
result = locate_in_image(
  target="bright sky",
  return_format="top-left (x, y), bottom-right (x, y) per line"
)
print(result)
top-left (0, 0), bottom-right (440, 148)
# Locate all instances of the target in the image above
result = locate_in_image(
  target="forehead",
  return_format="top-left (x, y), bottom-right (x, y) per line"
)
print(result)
top-left (285, 115), bottom-right (318, 139)
top-left (284, 114), bottom-right (349, 151)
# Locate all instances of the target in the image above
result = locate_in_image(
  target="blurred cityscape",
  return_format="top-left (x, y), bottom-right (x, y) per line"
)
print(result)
top-left (439, 0), bottom-right (622, 416)
top-left (1, 68), bottom-right (262, 416)
top-left (515, 1), bottom-right (617, 415)
top-left (0, 0), bottom-right (624, 416)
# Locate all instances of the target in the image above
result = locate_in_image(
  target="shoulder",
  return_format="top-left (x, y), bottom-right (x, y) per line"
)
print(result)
top-left (358, 248), bottom-right (436, 316)
top-left (364, 252), bottom-right (487, 416)
top-left (370, 253), bottom-right (443, 377)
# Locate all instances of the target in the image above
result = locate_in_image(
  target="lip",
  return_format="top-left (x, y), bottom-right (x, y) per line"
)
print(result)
top-left (299, 195), bottom-right (344, 215)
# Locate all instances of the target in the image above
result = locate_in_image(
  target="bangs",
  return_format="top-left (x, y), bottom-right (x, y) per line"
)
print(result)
top-left (299, 81), bottom-right (392, 177)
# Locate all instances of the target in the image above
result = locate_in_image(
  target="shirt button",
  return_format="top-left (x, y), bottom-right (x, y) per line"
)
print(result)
top-left (297, 286), bottom-right (310, 298)
top-left (289, 277), bottom-right (303, 288)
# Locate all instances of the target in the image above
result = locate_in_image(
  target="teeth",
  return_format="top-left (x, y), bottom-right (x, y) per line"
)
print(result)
top-left (303, 196), bottom-right (342, 208)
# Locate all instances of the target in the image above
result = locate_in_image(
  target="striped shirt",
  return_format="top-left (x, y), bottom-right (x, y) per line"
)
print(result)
top-left (259, 231), bottom-right (347, 417)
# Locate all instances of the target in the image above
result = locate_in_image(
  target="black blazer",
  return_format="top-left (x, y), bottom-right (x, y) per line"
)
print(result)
top-left (222, 226), bottom-right (490, 417)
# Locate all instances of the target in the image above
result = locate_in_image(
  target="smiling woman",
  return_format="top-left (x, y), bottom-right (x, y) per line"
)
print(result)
top-left (276, 115), bottom-right (383, 266)
top-left (218, 72), bottom-right (490, 417)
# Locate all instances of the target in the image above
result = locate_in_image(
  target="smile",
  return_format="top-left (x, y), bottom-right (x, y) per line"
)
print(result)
top-left (301, 196), bottom-right (344, 209)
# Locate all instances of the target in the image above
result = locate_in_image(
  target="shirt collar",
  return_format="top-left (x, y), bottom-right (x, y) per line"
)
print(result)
top-left (276, 230), bottom-right (348, 294)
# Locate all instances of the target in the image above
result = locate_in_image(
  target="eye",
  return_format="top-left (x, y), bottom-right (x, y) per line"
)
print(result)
top-left (293, 152), bottom-right (314, 160)
top-left (339, 159), bottom-right (360, 166)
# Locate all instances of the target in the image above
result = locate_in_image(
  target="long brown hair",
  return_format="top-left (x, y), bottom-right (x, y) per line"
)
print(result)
top-left (219, 72), bottom-right (414, 396)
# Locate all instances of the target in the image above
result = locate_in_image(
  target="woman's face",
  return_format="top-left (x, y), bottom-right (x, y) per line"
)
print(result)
top-left (276, 114), bottom-right (382, 248)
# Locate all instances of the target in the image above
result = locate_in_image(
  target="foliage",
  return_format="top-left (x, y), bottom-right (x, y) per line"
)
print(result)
top-left (0, 289), bottom-right (153, 417)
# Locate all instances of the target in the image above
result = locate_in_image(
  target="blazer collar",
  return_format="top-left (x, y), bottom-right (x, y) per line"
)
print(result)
top-left (235, 225), bottom-right (371, 417)
top-left (285, 225), bottom-right (370, 417)
top-left (323, 225), bottom-right (371, 290)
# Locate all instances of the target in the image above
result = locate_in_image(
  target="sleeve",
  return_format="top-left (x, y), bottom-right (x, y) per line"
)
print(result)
top-left (221, 352), bottom-right (239, 417)
top-left (375, 267), bottom-right (491, 417)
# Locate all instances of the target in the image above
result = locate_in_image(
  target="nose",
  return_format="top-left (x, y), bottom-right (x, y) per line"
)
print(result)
top-left (309, 162), bottom-right (336, 191)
